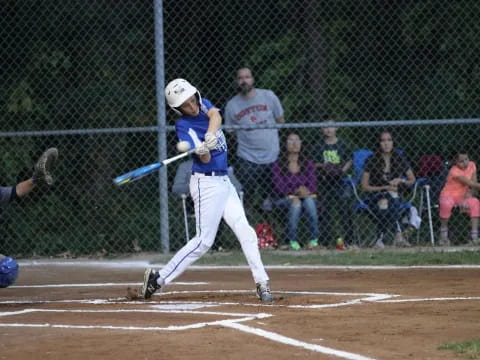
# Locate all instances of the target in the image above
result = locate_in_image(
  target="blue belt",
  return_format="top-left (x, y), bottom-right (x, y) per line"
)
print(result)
top-left (192, 170), bottom-right (227, 176)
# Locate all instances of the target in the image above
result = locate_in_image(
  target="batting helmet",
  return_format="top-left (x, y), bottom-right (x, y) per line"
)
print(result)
top-left (0, 256), bottom-right (19, 288)
top-left (165, 79), bottom-right (201, 114)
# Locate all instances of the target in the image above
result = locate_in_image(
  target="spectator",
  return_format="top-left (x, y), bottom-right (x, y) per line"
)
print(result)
top-left (272, 133), bottom-right (319, 250)
top-left (224, 67), bottom-right (285, 211)
top-left (313, 116), bottom-right (353, 248)
top-left (361, 131), bottom-right (415, 248)
top-left (438, 150), bottom-right (480, 246)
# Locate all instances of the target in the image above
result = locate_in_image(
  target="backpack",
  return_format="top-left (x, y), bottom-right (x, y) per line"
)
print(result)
top-left (417, 155), bottom-right (444, 177)
top-left (255, 222), bottom-right (278, 249)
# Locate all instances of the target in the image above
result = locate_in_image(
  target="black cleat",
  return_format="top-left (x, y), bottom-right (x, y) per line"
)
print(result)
top-left (141, 268), bottom-right (162, 299)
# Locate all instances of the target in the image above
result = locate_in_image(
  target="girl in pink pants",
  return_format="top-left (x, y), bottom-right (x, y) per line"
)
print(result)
top-left (439, 151), bottom-right (480, 246)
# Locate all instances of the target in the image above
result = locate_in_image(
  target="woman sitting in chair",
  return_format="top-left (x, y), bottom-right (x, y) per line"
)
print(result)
top-left (439, 150), bottom-right (480, 246)
top-left (361, 131), bottom-right (416, 248)
top-left (272, 132), bottom-right (319, 250)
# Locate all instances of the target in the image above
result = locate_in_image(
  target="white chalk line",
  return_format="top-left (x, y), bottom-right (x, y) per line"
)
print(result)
top-left (0, 313), bottom-right (271, 332)
top-left (222, 321), bottom-right (376, 360)
top-left (10, 281), bottom-right (207, 289)
top-left (0, 305), bottom-right (376, 360)
top-left (18, 260), bottom-right (480, 270)
top-left (2, 286), bottom-right (479, 359)
top-left (0, 288), bottom-right (391, 359)
top-left (0, 308), bottom-right (269, 318)
top-left (378, 296), bottom-right (480, 303)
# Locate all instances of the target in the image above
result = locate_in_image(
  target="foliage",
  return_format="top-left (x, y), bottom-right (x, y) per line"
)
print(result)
top-left (438, 339), bottom-right (480, 359)
top-left (1, 1), bottom-right (480, 255)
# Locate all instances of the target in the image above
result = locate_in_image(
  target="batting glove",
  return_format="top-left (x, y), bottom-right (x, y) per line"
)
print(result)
top-left (204, 132), bottom-right (218, 150)
top-left (194, 142), bottom-right (210, 156)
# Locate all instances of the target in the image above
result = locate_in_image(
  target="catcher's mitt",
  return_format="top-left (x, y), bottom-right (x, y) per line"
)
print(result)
top-left (32, 148), bottom-right (58, 185)
top-left (322, 162), bottom-right (344, 180)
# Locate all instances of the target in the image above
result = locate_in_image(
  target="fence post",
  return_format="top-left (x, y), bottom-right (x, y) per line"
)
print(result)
top-left (154, 0), bottom-right (169, 254)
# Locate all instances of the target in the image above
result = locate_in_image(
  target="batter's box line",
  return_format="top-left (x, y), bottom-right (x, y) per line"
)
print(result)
top-left (0, 308), bottom-right (269, 318)
top-left (0, 309), bottom-right (376, 360)
top-left (0, 290), bottom-right (398, 309)
top-left (151, 289), bottom-right (397, 308)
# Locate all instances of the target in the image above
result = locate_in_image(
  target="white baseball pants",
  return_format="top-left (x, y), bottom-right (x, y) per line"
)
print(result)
top-left (159, 173), bottom-right (269, 285)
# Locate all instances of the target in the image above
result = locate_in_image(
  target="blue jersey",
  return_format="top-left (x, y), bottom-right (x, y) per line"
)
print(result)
top-left (175, 98), bottom-right (228, 173)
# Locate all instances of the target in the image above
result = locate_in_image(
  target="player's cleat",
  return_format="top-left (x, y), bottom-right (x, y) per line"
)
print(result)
top-left (141, 268), bottom-right (163, 299)
top-left (256, 281), bottom-right (274, 302)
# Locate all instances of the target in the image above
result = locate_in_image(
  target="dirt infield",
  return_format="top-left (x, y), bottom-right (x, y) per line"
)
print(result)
top-left (1, 260), bottom-right (479, 360)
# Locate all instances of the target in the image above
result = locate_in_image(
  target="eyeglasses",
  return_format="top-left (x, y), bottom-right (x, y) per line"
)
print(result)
top-left (287, 140), bottom-right (301, 144)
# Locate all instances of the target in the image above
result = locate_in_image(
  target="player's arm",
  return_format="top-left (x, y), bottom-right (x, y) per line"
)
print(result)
top-left (197, 151), bottom-right (211, 163)
top-left (207, 108), bottom-right (222, 134)
top-left (203, 108), bottom-right (222, 154)
top-left (276, 115), bottom-right (285, 124)
top-left (15, 179), bottom-right (35, 198)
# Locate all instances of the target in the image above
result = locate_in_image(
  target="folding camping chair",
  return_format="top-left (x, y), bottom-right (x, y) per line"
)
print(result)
top-left (345, 149), bottom-right (431, 247)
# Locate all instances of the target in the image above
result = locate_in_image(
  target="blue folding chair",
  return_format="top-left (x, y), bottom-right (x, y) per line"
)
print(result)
top-left (345, 149), bottom-right (429, 247)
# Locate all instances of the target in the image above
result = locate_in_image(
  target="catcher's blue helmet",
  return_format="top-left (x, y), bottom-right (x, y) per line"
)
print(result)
top-left (0, 256), bottom-right (19, 288)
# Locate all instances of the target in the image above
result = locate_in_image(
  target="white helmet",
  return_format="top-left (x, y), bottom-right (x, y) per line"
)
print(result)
top-left (165, 78), bottom-right (201, 114)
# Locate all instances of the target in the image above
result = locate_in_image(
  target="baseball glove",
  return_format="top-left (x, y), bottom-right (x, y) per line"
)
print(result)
top-left (32, 148), bottom-right (58, 185)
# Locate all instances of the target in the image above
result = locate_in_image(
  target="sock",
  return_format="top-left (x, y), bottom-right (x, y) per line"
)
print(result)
top-left (470, 231), bottom-right (478, 240)
top-left (440, 227), bottom-right (448, 240)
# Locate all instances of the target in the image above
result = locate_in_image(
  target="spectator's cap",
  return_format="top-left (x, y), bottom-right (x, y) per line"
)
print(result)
top-left (165, 79), bottom-right (202, 115)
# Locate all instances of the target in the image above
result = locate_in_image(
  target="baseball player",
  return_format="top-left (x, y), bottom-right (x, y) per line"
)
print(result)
top-left (141, 79), bottom-right (273, 302)
top-left (0, 148), bottom-right (58, 288)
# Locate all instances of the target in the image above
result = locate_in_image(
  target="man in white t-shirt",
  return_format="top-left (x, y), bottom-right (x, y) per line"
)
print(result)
top-left (224, 68), bottom-right (285, 210)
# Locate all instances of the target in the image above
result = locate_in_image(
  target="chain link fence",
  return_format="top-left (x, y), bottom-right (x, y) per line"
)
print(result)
top-left (0, 0), bottom-right (479, 256)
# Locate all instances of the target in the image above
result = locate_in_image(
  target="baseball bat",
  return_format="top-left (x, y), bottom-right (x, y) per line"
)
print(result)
top-left (113, 148), bottom-right (195, 186)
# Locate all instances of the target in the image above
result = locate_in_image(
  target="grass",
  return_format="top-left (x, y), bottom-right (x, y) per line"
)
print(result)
top-left (438, 339), bottom-right (480, 359)
top-left (148, 248), bottom-right (480, 266)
